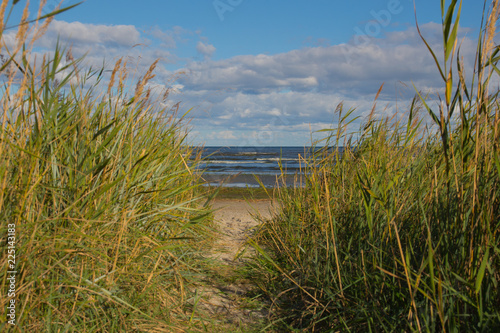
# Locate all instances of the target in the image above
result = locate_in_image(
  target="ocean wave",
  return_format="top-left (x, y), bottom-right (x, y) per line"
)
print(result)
top-left (256, 157), bottom-right (299, 162)
top-left (208, 151), bottom-right (278, 157)
top-left (202, 160), bottom-right (260, 164)
top-left (204, 158), bottom-right (299, 164)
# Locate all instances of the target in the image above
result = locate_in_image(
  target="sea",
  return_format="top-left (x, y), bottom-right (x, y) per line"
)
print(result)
top-left (194, 146), bottom-right (320, 188)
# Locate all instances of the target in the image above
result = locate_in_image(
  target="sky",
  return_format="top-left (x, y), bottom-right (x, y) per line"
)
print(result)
top-left (5, 0), bottom-right (495, 146)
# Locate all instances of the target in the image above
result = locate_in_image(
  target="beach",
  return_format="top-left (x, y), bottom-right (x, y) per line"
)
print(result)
top-left (210, 198), bottom-right (274, 262)
top-left (194, 198), bottom-right (275, 327)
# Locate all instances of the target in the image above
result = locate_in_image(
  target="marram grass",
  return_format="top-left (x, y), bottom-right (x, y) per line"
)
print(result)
top-left (252, 1), bottom-right (500, 332)
top-left (0, 1), bottom-right (215, 331)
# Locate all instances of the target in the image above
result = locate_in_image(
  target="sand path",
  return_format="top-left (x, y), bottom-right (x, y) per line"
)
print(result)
top-left (211, 199), bottom-right (273, 262)
top-left (197, 199), bottom-right (274, 328)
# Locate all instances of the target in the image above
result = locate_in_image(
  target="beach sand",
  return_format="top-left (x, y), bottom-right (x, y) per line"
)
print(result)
top-left (210, 198), bottom-right (274, 262)
top-left (196, 198), bottom-right (276, 328)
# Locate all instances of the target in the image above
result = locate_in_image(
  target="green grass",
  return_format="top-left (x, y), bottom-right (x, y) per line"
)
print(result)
top-left (251, 1), bottom-right (500, 331)
top-left (2, 1), bottom-right (499, 332)
top-left (0, 2), bottom-right (219, 331)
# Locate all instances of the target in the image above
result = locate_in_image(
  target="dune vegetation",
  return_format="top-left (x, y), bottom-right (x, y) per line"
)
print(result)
top-left (0, 1), bottom-right (222, 331)
top-left (252, 1), bottom-right (500, 331)
top-left (1, 0), bottom-right (499, 332)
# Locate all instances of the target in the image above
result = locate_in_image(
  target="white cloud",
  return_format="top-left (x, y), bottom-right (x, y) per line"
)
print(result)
top-left (178, 23), bottom-right (478, 100)
top-left (196, 41), bottom-right (216, 59)
top-left (207, 130), bottom-right (237, 140)
top-left (10, 20), bottom-right (486, 146)
top-left (38, 20), bottom-right (141, 48)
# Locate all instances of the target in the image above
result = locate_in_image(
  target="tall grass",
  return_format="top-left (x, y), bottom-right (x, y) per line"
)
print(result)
top-left (0, 1), bottom-right (213, 331)
top-left (253, 1), bottom-right (500, 331)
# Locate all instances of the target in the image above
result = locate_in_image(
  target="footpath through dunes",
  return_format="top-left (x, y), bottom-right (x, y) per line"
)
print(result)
top-left (194, 197), bottom-right (276, 330)
top-left (210, 199), bottom-right (273, 263)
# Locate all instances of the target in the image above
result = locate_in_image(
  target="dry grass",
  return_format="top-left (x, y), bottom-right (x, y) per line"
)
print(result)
top-left (252, 1), bottom-right (500, 331)
top-left (0, 2), bottom-right (220, 331)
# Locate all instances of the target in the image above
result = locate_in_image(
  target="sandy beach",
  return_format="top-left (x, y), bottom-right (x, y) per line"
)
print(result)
top-left (195, 198), bottom-right (275, 327)
top-left (210, 198), bottom-right (274, 263)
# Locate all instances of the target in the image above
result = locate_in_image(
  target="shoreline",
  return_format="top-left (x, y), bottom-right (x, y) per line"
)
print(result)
top-left (201, 172), bottom-right (305, 189)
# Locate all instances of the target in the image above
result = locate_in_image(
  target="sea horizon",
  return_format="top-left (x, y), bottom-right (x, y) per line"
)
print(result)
top-left (193, 145), bottom-right (344, 188)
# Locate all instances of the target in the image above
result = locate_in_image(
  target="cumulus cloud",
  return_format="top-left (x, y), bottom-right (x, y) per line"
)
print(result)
top-left (10, 19), bottom-right (486, 146)
top-left (149, 25), bottom-right (188, 49)
top-left (182, 85), bottom-right (389, 145)
top-left (37, 20), bottom-right (141, 49)
top-left (179, 22), bottom-right (477, 101)
top-left (170, 22), bottom-right (485, 145)
top-left (211, 130), bottom-right (237, 140)
top-left (196, 41), bottom-right (216, 59)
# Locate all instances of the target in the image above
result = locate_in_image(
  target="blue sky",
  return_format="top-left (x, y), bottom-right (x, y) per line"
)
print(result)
top-left (7, 0), bottom-right (493, 146)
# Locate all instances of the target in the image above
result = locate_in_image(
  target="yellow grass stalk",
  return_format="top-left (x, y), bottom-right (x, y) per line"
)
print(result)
top-left (107, 58), bottom-right (122, 95)
top-left (0, 0), bottom-right (8, 33)
top-left (134, 59), bottom-right (159, 101)
top-left (36, 0), bottom-right (48, 20)
top-left (473, 0), bottom-right (499, 214)
top-left (118, 59), bottom-right (129, 92)
top-left (32, 7), bottom-right (57, 43)
top-left (15, 1), bottom-right (31, 52)
top-left (324, 169), bottom-right (343, 298)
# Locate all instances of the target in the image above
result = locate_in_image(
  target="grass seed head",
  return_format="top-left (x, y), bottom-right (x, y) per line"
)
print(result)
top-left (107, 57), bottom-right (122, 95)
top-left (15, 1), bottom-right (31, 51)
top-left (134, 59), bottom-right (159, 101)
top-left (485, 0), bottom-right (500, 61)
top-left (0, 0), bottom-right (9, 33)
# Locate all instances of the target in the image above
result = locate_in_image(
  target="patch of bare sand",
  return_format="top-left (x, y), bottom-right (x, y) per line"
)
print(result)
top-left (211, 199), bottom-right (273, 263)
top-left (197, 199), bottom-right (275, 328)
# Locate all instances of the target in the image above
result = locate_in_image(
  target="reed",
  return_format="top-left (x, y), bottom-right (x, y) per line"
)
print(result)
top-left (252, 1), bottom-right (500, 331)
top-left (0, 1), bottom-right (214, 331)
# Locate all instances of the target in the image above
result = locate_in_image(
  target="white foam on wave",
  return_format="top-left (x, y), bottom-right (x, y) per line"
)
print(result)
top-left (204, 160), bottom-right (260, 164)
top-left (256, 157), bottom-right (298, 162)
top-left (201, 182), bottom-right (263, 188)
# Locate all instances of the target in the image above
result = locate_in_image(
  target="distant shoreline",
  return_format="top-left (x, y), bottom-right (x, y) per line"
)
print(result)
top-left (203, 184), bottom-right (273, 200)
top-left (200, 172), bottom-right (305, 188)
